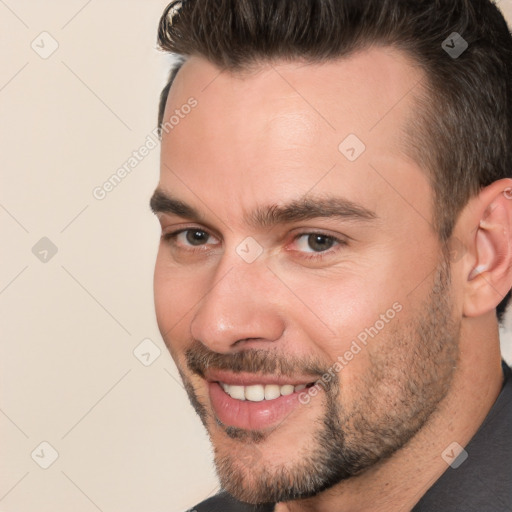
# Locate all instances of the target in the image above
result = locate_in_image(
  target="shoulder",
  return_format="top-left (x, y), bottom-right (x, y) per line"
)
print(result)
top-left (413, 360), bottom-right (512, 511)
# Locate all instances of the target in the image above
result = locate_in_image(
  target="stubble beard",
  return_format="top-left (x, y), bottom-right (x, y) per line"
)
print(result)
top-left (178, 256), bottom-right (460, 505)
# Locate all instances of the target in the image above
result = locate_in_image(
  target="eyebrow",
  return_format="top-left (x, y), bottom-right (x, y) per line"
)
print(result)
top-left (150, 188), bottom-right (377, 228)
top-left (150, 189), bottom-right (203, 219)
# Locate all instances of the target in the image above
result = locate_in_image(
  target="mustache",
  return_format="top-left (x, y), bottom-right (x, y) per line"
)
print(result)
top-left (185, 340), bottom-right (327, 380)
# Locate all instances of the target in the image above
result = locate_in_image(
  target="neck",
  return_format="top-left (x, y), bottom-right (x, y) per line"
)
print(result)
top-left (275, 314), bottom-right (504, 512)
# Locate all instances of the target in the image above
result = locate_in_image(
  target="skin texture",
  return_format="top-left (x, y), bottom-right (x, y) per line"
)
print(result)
top-left (152, 48), bottom-right (511, 511)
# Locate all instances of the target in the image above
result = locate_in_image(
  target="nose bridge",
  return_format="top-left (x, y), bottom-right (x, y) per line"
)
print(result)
top-left (189, 250), bottom-right (285, 352)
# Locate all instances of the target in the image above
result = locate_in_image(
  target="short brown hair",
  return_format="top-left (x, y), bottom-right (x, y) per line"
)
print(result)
top-left (156, 0), bottom-right (512, 318)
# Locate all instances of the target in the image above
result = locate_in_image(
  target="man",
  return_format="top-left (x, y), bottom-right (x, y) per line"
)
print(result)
top-left (150, 0), bottom-right (512, 510)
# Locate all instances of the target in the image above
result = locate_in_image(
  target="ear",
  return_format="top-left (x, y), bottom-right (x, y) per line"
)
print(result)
top-left (462, 178), bottom-right (512, 317)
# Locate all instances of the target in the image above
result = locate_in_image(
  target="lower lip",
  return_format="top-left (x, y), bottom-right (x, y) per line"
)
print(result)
top-left (208, 382), bottom-right (307, 430)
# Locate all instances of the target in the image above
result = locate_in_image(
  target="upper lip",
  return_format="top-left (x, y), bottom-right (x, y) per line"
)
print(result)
top-left (204, 369), bottom-right (318, 387)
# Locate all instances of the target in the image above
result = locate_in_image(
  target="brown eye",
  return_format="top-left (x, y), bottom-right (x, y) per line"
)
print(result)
top-left (185, 229), bottom-right (210, 246)
top-left (162, 228), bottom-right (218, 249)
top-left (295, 233), bottom-right (338, 253)
top-left (306, 234), bottom-right (336, 252)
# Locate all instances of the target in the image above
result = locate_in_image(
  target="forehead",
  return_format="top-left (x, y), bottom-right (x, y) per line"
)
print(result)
top-left (159, 47), bottom-right (431, 232)
top-left (165, 46), bottom-right (424, 136)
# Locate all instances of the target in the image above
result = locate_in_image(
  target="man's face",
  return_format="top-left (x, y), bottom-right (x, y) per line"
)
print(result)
top-left (152, 48), bottom-right (460, 503)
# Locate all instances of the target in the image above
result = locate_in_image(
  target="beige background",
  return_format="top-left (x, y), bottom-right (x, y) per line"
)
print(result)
top-left (1, 1), bottom-right (511, 511)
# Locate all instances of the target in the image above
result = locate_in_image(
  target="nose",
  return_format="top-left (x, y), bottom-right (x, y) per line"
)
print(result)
top-left (189, 256), bottom-right (286, 353)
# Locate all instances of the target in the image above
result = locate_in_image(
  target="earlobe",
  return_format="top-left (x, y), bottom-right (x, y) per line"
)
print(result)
top-left (463, 179), bottom-right (512, 317)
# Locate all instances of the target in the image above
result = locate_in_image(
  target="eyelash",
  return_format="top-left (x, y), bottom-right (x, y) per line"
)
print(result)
top-left (161, 228), bottom-right (347, 261)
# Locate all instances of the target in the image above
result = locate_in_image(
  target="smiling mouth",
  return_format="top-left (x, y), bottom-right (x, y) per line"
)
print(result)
top-left (218, 381), bottom-right (316, 401)
top-left (207, 376), bottom-right (318, 430)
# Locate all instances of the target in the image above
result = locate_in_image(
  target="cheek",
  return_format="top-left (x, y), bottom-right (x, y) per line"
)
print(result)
top-left (288, 271), bottom-right (405, 370)
top-left (153, 253), bottom-right (202, 345)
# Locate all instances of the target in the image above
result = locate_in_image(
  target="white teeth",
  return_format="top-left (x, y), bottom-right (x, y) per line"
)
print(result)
top-left (220, 382), bottom-right (311, 401)
top-left (245, 385), bottom-right (265, 401)
top-left (280, 384), bottom-right (294, 396)
top-left (264, 384), bottom-right (281, 400)
top-left (229, 385), bottom-right (246, 400)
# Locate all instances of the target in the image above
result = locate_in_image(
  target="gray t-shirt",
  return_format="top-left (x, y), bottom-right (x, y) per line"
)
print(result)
top-left (192, 361), bottom-right (512, 512)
